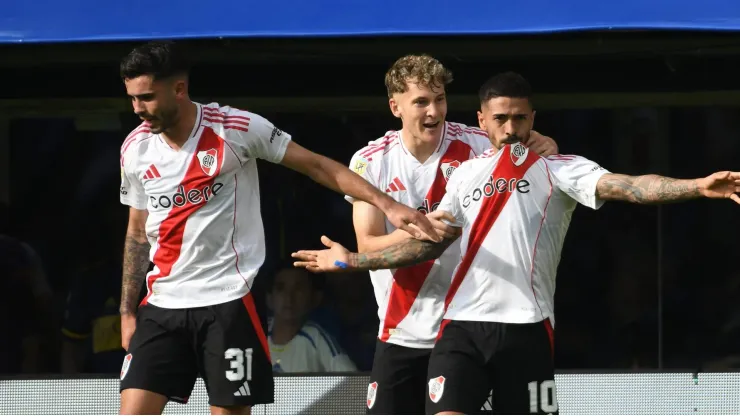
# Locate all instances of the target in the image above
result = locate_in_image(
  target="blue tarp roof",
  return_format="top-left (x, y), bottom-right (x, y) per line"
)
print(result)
top-left (3, 0), bottom-right (740, 44)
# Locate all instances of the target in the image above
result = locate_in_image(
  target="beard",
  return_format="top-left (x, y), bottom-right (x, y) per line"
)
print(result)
top-left (144, 106), bottom-right (179, 134)
top-left (501, 134), bottom-right (523, 145)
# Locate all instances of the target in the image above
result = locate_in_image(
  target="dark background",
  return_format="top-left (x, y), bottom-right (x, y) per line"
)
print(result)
top-left (1, 31), bottom-right (740, 374)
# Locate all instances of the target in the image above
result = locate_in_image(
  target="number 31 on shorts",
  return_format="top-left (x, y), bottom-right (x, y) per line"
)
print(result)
top-left (528, 380), bottom-right (558, 414)
top-left (225, 348), bottom-right (253, 381)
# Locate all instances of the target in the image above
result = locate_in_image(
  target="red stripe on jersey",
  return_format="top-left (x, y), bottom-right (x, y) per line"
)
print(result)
top-left (393, 177), bottom-right (406, 191)
top-left (203, 114), bottom-right (251, 127)
top-left (362, 140), bottom-right (395, 159)
top-left (124, 123), bottom-right (151, 142)
top-left (121, 129), bottom-right (151, 156)
top-left (547, 154), bottom-right (576, 161)
top-left (544, 318), bottom-right (554, 358)
top-left (361, 133), bottom-right (397, 157)
top-left (203, 117), bottom-right (251, 133)
top-left (241, 289), bottom-right (271, 361)
top-left (203, 116), bottom-right (251, 127)
top-left (203, 107), bottom-right (251, 123)
top-left (464, 128), bottom-right (488, 138)
top-left (434, 123), bottom-right (448, 153)
top-left (388, 182), bottom-right (398, 192)
top-left (436, 319), bottom-right (451, 341)
top-left (446, 123), bottom-right (462, 135)
top-left (442, 145), bottom-right (540, 312)
top-left (378, 140), bottom-right (472, 342)
top-left (383, 142), bottom-right (399, 156)
top-left (140, 128), bottom-right (226, 306)
top-left (150, 165), bottom-right (161, 178)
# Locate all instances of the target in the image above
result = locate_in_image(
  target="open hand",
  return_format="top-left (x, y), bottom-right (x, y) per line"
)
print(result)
top-left (292, 236), bottom-right (352, 273)
top-left (698, 171), bottom-right (740, 204)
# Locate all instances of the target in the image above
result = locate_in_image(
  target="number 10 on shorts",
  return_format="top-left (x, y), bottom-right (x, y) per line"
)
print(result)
top-left (225, 348), bottom-right (253, 381)
top-left (528, 380), bottom-right (558, 414)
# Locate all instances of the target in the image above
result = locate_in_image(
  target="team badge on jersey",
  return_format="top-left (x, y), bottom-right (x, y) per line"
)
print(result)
top-left (440, 160), bottom-right (461, 182)
top-left (428, 376), bottom-right (446, 403)
top-left (366, 381), bottom-right (378, 409)
top-left (510, 142), bottom-right (529, 167)
top-left (197, 149), bottom-right (219, 176)
top-left (353, 158), bottom-right (368, 176)
top-left (120, 353), bottom-right (133, 380)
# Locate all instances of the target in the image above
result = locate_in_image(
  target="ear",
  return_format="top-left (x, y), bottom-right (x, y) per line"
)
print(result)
top-left (389, 97), bottom-right (402, 119)
top-left (174, 78), bottom-right (187, 99)
top-left (530, 110), bottom-right (536, 129)
top-left (477, 110), bottom-right (486, 130)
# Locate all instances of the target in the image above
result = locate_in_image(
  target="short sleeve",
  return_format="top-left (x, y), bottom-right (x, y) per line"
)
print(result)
top-left (231, 112), bottom-right (292, 163)
top-left (436, 165), bottom-right (466, 227)
top-left (546, 155), bottom-right (610, 209)
top-left (119, 151), bottom-right (147, 210)
top-left (344, 150), bottom-right (379, 204)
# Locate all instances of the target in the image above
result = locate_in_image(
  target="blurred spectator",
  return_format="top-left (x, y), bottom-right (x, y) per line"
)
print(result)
top-left (60, 248), bottom-right (125, 374)
top-left (321, 272), bottom-right (378, 371)
top-left (267, 266), bottom-right (357, 373)
top-left (0, 201), bottom-right (55, 374)
top-left (59, 200), bottom-right (133, 374)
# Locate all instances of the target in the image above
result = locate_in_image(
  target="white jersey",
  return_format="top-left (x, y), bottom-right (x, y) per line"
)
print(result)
top-left (119, 102), bottom-right (292, 308)
top-left (346, 122), bottom-right (491, 349)
top-left (437, 143), bottom-right (609, 326)
top-left (268, 319), bottom-right (357, 373)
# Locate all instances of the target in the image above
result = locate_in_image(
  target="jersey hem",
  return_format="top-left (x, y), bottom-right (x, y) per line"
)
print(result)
top-left (378, 337), bottom-right (436, 350)
top-left (443, 313), bottom-right (553, 324)
top-left (144, 287), bottom-right (251, 309)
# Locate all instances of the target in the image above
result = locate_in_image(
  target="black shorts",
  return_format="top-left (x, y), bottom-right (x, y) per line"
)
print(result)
top-left (119, 294), bottom-right (273, 407)
top-left (366, 340), bottom-right (431, 415)
top-left (426, 319), bottom-right (557, 415)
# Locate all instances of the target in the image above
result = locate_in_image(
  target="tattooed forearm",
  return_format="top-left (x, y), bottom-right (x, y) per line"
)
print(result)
top-left (596, 174), bottom-right (700, 204)
top-left (348, 237), bottom-right (454, 271)
top-left (120, 235), bottom-right (150, 316)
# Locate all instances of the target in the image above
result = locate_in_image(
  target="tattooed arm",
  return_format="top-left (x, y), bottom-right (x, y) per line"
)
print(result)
top-left (595, 174), bottom-right (700, 204)
top-left (120, 208), bottom-right (151, 316)
top-left (596, 171), bottom-right (740, 205)
top-left (292, 233), bottom-right (459, 273)
top-left (347, 237), bottom-right (457, 271)
top-left (120, 208), bottom-right (150, 350)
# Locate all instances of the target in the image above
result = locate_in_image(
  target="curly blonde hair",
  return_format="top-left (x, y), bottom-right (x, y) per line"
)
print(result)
top-left (384, 55), bottom-right (453, 98)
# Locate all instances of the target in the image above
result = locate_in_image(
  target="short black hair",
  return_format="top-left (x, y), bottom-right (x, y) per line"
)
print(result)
top-left (478, 71), bottom-right (533, 106)
top-left (120, 40), bottom-right (191, 80)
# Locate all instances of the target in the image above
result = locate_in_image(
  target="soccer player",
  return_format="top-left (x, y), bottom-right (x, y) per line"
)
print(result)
top-left (293, 72), bottom-right (740, 415)
top-left (117, 41), bottom-right (439, 415)
top-left (345, 56), bottom-right (558, 415)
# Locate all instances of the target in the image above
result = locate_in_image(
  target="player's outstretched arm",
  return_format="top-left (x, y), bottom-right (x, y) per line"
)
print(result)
top-left (292, 231), bottom-right (459, 273)
top-left (120, 207), bottom-right (151, 350)
top-left (596, 171), bottom-right (740, 204)
top-left (353, 202), bottom-right (461, 253)
top-left (280, 141), bottom-right (440, 241)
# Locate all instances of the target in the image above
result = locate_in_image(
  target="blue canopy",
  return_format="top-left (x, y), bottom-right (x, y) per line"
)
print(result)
top-left (3, 0), bottom-right (740, 43)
